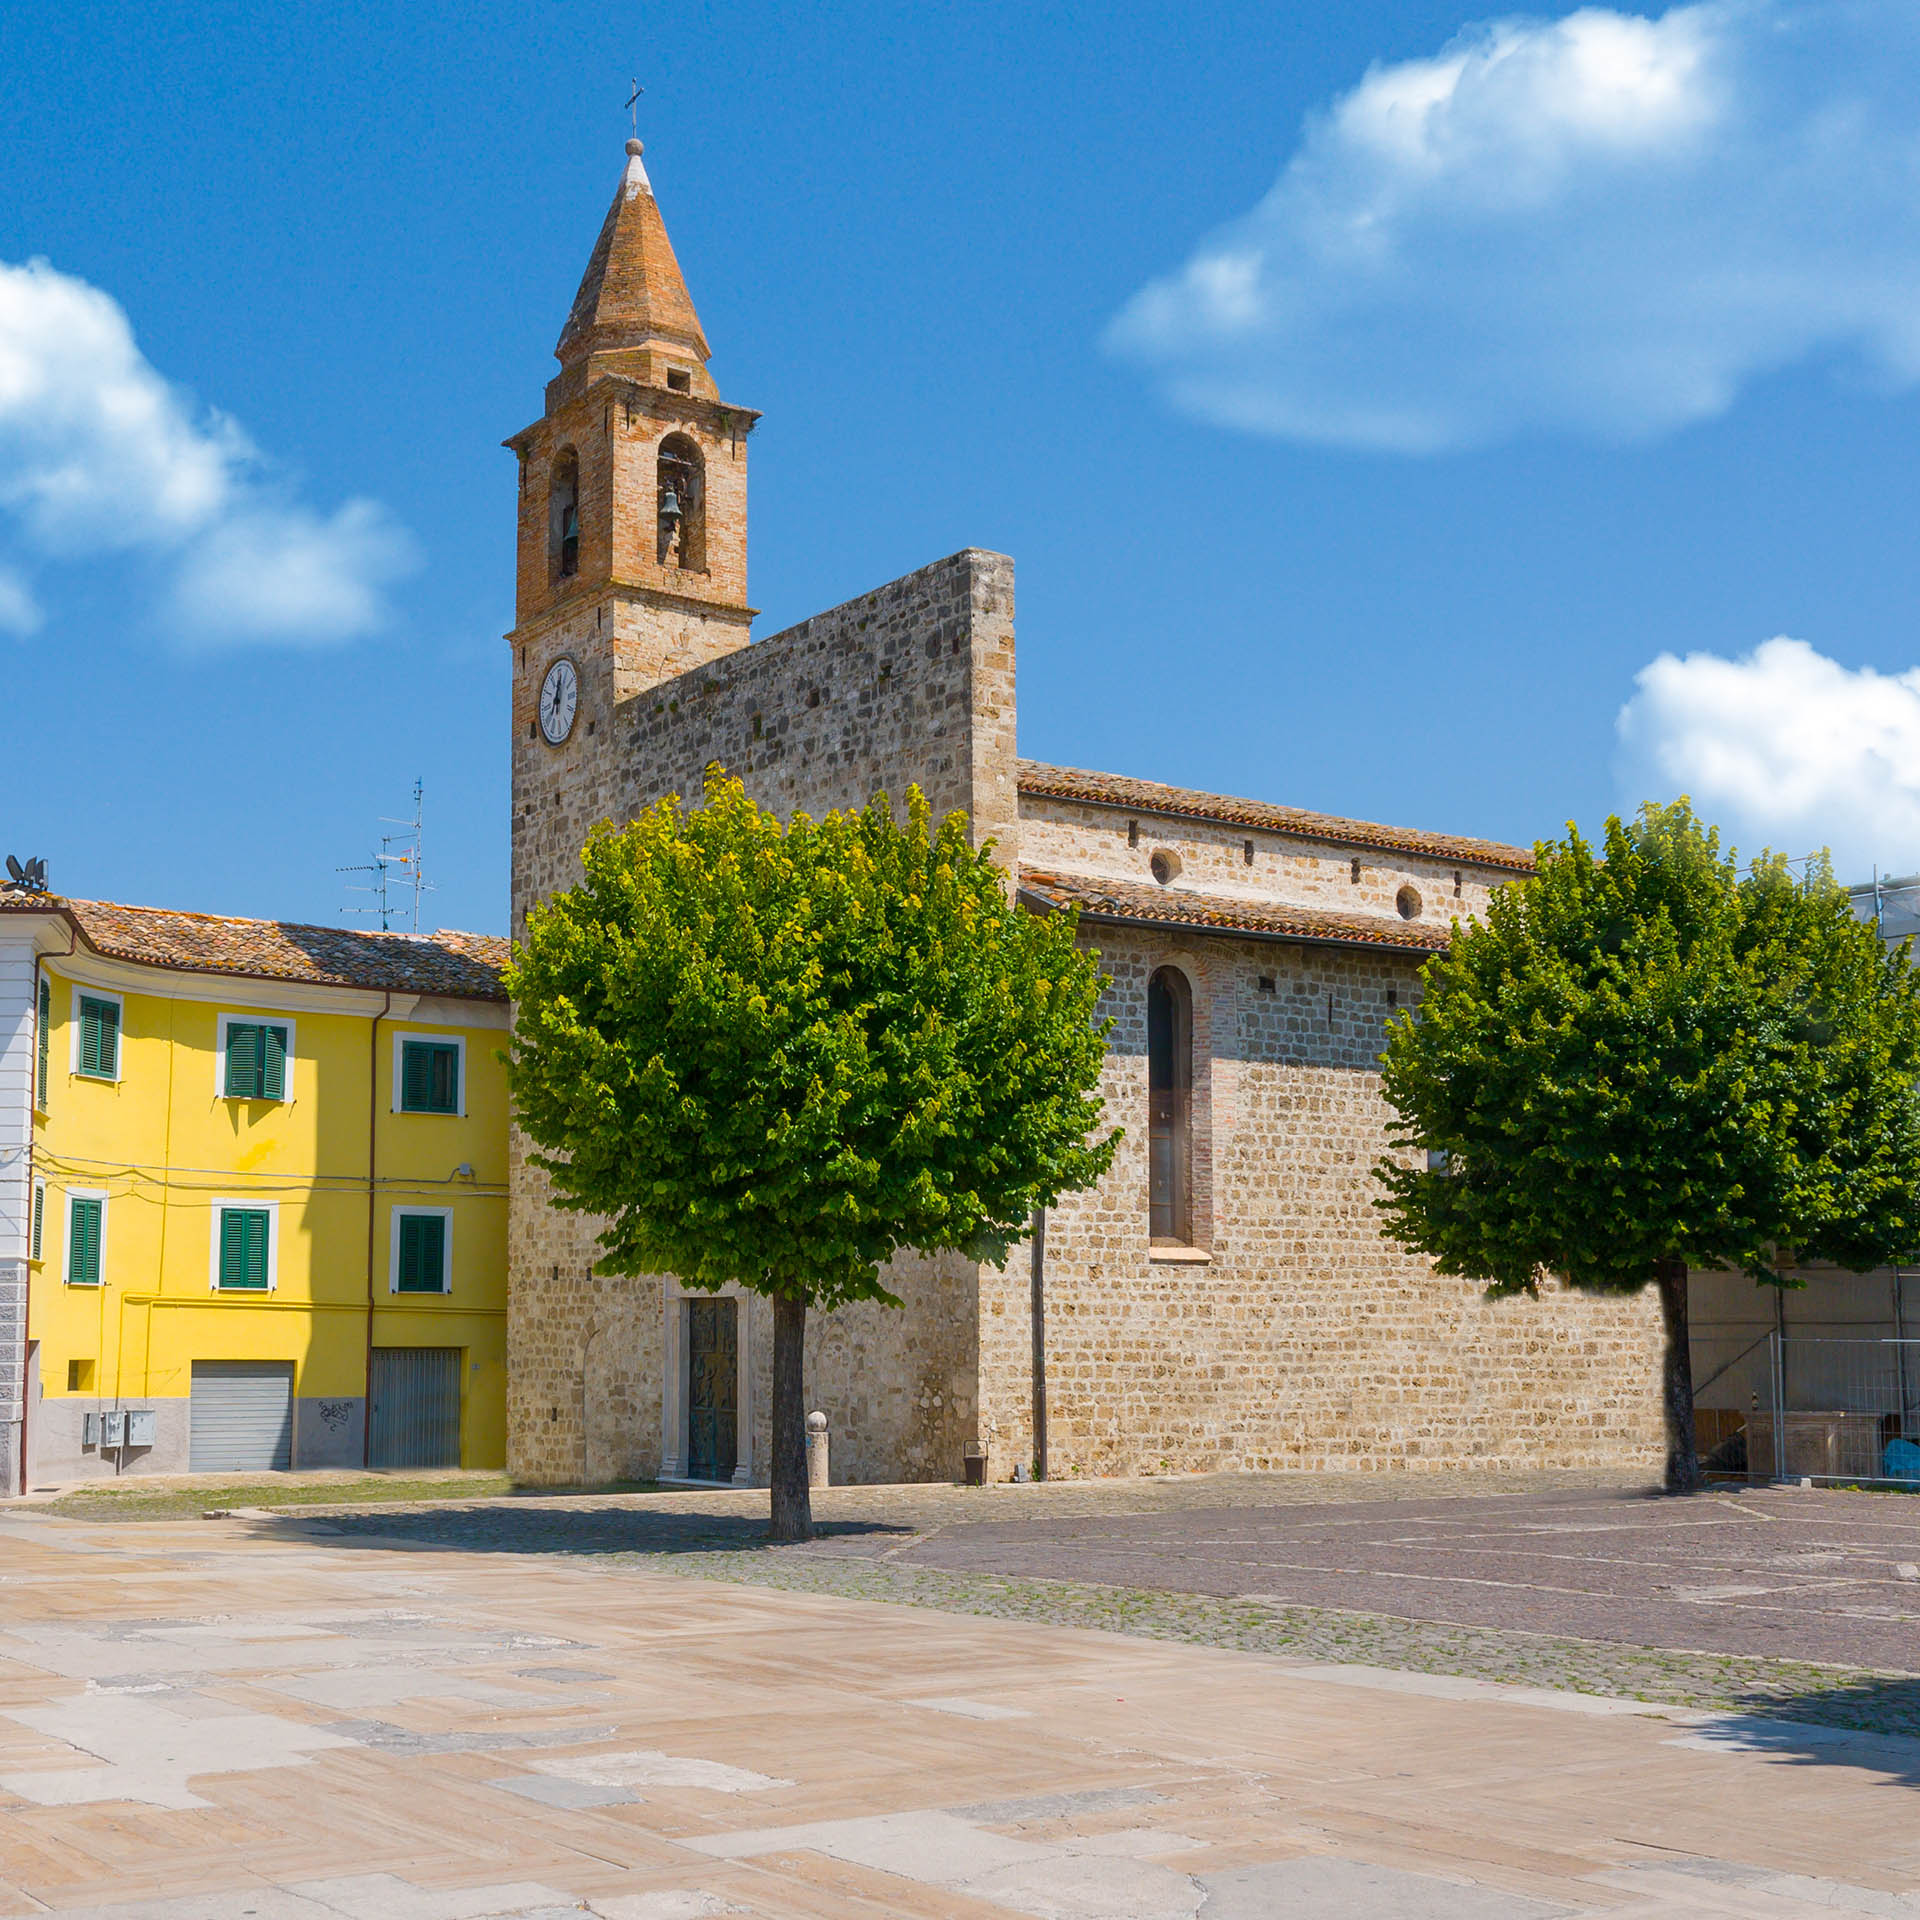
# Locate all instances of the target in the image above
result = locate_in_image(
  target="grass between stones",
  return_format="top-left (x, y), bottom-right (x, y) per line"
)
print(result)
top-left (641, 1549), bottom-right (1920, 1741)
top-left (41, 1472), bottom-right (521, 1521)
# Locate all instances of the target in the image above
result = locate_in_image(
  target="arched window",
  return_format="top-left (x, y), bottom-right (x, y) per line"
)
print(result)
top-left (657, 433), bottom-right (706, 572)
top-left (1148, 967), bottom-right (1193, 1245)
top-left (549, 449), bottom-right (580, 582)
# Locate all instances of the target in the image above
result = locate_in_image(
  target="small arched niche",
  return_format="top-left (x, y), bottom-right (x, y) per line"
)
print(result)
top-left (1147, 966), bottom-right (1194, 1245)
top-left (1396, 884), bottom-right (1423, 920)
top-left (548, 448), bottom-right (580, 583)
top-left (657, 433), bottom-right (707, 572)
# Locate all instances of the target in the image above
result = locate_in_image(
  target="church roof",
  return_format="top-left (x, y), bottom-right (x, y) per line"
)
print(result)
top-left (1017, 761), bottom-right (1535, 873)
top-left (556, 140), bottom-right (711, 368)
top-left (0, 894), bottom-right (507, 999)
top-left (1017, 868), bottom-right (1452, 955)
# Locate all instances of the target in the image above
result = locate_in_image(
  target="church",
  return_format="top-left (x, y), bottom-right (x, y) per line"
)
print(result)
top-left (505, 140), bottom-right (1664, 1487)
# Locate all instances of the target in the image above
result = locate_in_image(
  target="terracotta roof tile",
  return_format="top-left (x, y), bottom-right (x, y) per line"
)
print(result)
top-left (1018, 868), bottom-right (1453, 955)
top-left (2, 895), bottom-right (507, 998)
top-left (1018, 760), bottom-right (1535, 874)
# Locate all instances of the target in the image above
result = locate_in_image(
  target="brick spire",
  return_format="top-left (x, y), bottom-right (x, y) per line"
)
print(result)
top-left (555, 140), bottom-right (712, 383)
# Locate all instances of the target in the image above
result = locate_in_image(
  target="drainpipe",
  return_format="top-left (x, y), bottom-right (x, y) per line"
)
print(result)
top-left (1029, 1206), bottom-right (1048, 1482)
top-left (364, 991), bottom-right (391, 1468)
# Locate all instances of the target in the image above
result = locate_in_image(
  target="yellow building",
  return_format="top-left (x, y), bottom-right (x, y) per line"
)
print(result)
top-left (0, 892), bottom-right (509, 1482)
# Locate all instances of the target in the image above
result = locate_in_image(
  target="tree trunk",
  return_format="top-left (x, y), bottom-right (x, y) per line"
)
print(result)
top-left (769, 1292), bottom-right (812, 1542)
top-left (1655, 1255), bottom-right (1701, 1495)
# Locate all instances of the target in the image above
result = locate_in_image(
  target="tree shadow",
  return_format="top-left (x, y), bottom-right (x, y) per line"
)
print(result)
top-left (256, 1503), bottom-right (907, 1558)
top-left (1680, 1674), bottom-right (1920, 1785)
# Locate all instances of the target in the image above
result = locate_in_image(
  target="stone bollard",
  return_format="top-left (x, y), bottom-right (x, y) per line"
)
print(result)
top-left (805, 1410), bottom-right (829, 1489)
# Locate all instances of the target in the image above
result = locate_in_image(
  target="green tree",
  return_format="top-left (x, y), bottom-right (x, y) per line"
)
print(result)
top-left (1375, 801), bottom-right (1920, 1494)
top-left (505, 770), bottom-right (1118, 1539)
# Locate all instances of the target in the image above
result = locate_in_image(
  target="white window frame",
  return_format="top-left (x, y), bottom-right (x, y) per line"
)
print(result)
top-left (209, 1198), bottom-right (280, 1292)
top-left (69, 985), bottom-right (124, 1083)
top-left (215, 1011), bottom-right (298, 1104)
top-left (389, 1205), bottom-right (454, 1294)
top-left (392, 1030), bottom-right (467, 1117)
top-left (31, 1177), bottom-right (47, 1264)
top-left (65, 1187), bottom-right (108, 1286)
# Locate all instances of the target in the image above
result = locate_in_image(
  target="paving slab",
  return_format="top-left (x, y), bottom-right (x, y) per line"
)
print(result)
top-left (2, 1489), bottom-right (1919, 1917)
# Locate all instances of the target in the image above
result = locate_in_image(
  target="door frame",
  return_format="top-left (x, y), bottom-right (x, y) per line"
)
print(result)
top-left (661, 1280), bottom-right (753, 1485)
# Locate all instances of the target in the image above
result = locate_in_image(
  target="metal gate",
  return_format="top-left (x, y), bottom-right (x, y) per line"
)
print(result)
top-left (369, 1347), bottom-right (462, 1469)
top-left (189, 1360), bottom-right (294, 1471)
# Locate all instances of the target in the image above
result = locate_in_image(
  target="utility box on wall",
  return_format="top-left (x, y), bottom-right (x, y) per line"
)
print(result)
top-left (125, 1408), bottom-right (157, 1448)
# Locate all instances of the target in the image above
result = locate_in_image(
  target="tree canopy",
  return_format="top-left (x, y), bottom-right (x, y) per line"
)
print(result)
top-left (504, 770), bottom-right (1118, 1536)
top-left (1375, 800), bottom-right (1920, 1492)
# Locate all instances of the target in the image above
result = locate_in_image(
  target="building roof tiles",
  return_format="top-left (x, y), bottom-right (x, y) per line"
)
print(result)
top-left (1, 895), bottom-right (508, 999)
top-left (1017, 867), bottom-right (1453, 955)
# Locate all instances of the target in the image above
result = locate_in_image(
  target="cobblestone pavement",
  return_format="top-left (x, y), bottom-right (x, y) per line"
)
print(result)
top-left (6, 1495), bottom-right (1920, 1917)
top-left (283, 1472), bottom-right (1920, 1737)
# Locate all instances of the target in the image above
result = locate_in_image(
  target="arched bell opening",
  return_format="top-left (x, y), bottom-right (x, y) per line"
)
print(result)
top-left (657, 433), bottom-right (707, 571)
top-left (548, 448), bottom-right (581, 583)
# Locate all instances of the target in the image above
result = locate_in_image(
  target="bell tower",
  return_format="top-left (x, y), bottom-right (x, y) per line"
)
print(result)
top-left (506, 138), bottom-right (756, 733)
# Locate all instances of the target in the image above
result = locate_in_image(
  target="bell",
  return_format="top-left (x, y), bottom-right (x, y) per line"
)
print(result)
top-left (659, 488), bottom-right (682, 523)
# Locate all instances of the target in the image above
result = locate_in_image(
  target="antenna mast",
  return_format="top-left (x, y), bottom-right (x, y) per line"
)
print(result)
top-left (339, 780), bottom-right (434, 933)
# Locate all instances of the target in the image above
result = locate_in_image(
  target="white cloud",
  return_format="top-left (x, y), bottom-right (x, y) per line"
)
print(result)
top-left (1616, 636), bottom-right (1920, 878)
top-left (1108, 0), bottom-right (1920, 449)
top-left (0, 565), bottom-right (41, 637)
top-left (169, 500), bottom-right (417, 647)
top-left (0, 256), bottom-right (416, 642)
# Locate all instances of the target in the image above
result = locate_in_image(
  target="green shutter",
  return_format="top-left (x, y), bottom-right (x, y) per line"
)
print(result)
top-left (218, 1208), bottom-right (271, 1289)
top-left (261, 1025), bottom-right (287, 1101)
top-left (397, 1213), bottom-right (446, 1292)
top-left (78, 997), bottom-right (118, 1079)
top-left (69, 1197), bottom-right (102, 1285)
top-left (225, 1023), bottom-right (258, 1098)
top-left (224, 1023), bottom-right (288, 1100)
top-left (401, 1040), bottom-right (459, 1114)
top-left (32, 1185), bottom-right (44, 1262)
top-left (36, 975), bottom-right (49, 1107)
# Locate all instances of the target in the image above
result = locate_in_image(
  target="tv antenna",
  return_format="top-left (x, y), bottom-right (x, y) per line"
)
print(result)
top-left (339, 779), bottom-right (435, 934)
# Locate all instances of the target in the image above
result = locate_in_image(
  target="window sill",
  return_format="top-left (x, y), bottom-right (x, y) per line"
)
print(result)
top-left (1148, 1245), bottom-right (1212, 1264)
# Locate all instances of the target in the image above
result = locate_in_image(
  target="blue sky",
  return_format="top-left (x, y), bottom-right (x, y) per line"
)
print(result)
top-left (4, 0), bottom-right (1920, 934)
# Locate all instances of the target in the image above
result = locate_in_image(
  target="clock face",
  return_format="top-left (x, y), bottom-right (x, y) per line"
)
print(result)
top-left (539, 657), bottom-right (579, 745)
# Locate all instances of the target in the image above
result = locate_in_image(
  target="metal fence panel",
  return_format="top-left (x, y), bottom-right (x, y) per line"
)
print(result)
top-left (1761, 1337), bottom-right (1920, 1484)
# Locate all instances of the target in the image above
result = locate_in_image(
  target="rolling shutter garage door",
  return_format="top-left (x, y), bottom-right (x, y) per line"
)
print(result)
top-left (190, 1361), bottom-right (294, 1471)
top-left (369, 1348), bottom-right (462, 1469)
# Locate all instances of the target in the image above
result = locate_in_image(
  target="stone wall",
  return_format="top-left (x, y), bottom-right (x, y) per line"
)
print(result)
top-left (980, 922), bottom-right (1666, 1481)
top-left (507, 549), bottom-right (1017, 1485)
top-left (1018, 795), bottom-right (1509, 930)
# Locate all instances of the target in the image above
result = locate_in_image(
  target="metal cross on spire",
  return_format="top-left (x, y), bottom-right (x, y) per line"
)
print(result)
top-left (627, 77), bottom-right (644, 139)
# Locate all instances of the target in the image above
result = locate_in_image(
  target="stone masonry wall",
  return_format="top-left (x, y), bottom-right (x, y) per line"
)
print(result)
top-left (508, 549), bottom-right (1017, 1485)
top-left (979, 923), bottom-right (1665, 1480)
top-left (1018, 797), bottom-right (1511, 931)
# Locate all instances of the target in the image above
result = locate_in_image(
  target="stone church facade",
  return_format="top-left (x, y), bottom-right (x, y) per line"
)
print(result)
top-left (505, 141), bottom-right (1665, 1488)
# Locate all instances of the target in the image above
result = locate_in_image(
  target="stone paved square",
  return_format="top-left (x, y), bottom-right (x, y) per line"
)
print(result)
top-left (4, 1473), bottom-right (1920, 1916)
